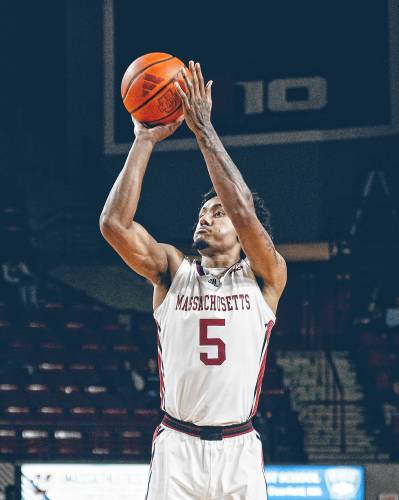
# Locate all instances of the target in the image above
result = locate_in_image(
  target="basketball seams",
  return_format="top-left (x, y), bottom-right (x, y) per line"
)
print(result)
top-left (121, 55), bottom-right (175, 101)
top-left (143, 103), bottom-right (183, 127)
top-left (128, 71), bottom-right (183, 114)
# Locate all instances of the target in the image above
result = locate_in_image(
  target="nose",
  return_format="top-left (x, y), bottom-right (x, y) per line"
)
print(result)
top-left (199, 213), bottom-right (211, 226)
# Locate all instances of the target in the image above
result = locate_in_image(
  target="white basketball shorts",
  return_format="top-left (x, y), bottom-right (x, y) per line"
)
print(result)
top-left (144, 424), bottom-right (268, 499)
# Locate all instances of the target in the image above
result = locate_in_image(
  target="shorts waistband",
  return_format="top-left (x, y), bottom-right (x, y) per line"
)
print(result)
top-left (162, 413), bottom-right (253, 441)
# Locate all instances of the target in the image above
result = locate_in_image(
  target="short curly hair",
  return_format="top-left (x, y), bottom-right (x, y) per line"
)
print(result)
top-left (199, 186), bottom-right (273, 240)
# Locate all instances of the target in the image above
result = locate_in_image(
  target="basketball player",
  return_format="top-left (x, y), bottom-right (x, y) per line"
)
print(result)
top-left (100, 61), bottom-right (287, 499)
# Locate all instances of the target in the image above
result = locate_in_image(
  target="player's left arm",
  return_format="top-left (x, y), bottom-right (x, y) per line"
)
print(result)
top-left (175, 61), bottom-right (287, 312)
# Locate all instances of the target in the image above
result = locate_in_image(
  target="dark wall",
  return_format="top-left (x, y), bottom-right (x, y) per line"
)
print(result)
top-left (1, 1), bottom-right (67, 218)
top-left (64, 0), bottom-right (398, 248)
top-left (2, 1), bottom-right (398, 252)
top-left (3, 2), bottom-right (66, 168)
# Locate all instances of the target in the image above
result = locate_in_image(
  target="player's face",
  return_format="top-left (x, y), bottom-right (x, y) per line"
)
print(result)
top-left (193, 197), bottom-right (240, 255)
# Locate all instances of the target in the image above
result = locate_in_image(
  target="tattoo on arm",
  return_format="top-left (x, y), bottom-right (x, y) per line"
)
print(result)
top-left (197, 127), bottom-right (252, 207)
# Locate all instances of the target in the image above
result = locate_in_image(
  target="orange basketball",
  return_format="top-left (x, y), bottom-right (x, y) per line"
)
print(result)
top-left (121, 52), bottom-right (188, 126)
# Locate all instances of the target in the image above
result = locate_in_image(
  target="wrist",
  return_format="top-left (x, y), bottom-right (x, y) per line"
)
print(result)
top-left (134, 135), bottom-right (156, 148)
top-left (195, 123), bottom-right (216, 144)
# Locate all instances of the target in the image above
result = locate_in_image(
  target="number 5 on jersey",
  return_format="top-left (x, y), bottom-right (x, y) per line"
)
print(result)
top-left (199, 318), bottom-right (226, 366)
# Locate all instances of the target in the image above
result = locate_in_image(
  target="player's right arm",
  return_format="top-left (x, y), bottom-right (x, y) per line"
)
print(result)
top-left (99, 117), bottom-right (184, 286)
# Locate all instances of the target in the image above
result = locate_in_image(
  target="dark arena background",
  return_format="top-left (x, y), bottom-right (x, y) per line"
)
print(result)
top-left (1, 0), bottom-right (399, 498)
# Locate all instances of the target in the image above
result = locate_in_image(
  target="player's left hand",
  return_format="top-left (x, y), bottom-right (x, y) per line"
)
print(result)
top-left (174, 61), bottom-right (213, 137)
top-left (131, 115), bottom-right (184, 145)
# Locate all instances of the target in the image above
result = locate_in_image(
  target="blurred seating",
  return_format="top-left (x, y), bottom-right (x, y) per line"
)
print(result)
top-left (353, 323), bottom-right (399, 459)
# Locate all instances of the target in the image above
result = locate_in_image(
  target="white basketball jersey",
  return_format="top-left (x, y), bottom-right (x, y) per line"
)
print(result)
top-left (153, 257), bottom-right (276, 426)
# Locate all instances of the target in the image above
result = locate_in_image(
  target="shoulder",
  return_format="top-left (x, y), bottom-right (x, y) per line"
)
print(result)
top-left (245, 252), bottom-right (287, 289)
top-left (152, 248), bottom-right (190, 312)
top-left (157, 244), bottom-right (187, 283)
top-left (244, 254), bottom-right (287, 315)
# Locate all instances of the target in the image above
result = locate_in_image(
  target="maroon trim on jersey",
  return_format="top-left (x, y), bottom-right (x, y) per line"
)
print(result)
top-left (195, 260), bottom-right (243, 278)
top-left (156, 324), bottom-right (165, 411)
top-left (195, 260), bottom-right (205, 276)
top-left (250, 320), bottom-right (274, 418)
top-left (162, 413), bottom-right (254, 440)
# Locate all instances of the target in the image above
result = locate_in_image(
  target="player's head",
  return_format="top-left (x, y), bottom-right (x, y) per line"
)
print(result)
top-left (192, 187), bottom-right (273, 258)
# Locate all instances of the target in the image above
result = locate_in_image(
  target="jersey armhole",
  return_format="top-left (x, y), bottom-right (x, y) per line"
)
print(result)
top-left (153, 257), bottom-right (189, 317)
top-left (243, 258), bottom-right (277, 322)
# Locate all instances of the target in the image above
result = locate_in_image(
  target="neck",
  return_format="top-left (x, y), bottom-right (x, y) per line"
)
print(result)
top-left (200, 254), bottom-right (240, 268)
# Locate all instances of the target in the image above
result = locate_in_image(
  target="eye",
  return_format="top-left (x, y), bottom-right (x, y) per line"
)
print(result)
top-left (215, 210), bottom-right (224, 217)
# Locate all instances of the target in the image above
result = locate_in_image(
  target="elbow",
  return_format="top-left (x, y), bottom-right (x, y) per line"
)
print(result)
top-left (99, 214), bottom-right (120, 240)
top-left (99, 214), bottom-right (133, 242)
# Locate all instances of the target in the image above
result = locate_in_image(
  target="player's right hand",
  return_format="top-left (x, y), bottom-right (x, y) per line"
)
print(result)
top-left (131, 115), bottom-right (184, 145)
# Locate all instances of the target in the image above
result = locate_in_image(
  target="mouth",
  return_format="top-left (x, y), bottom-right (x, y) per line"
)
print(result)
top-left (195, 228), bottom-right (209, 235)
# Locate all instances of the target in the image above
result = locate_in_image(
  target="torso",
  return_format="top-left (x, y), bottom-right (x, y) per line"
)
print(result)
top-left (152, 257), bottom-right (276, 425)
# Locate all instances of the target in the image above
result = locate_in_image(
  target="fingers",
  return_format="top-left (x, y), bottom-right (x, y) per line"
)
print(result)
top-left (195, 62), bottom-right (205, 96)
top-left (131, 115), bottom-right (140, 126)
top-left (206, 80), bottom-right (213, 102)
top-left (131, 115), bottom-right (150, 130)
top-left (172, 115), bottom-right (184, 128)
top-left (182, 61), bottom-right (206, 99)
top-left (166, 115), bottom-right (184, 127)
top-left (174, 81), bottom-right (190, 109)
top-left (180, 67), bottom-right (193, 99)
top-left (164, 118), bottom-right (183, 134)
top-left (189, 60), bottom-right (200, 97)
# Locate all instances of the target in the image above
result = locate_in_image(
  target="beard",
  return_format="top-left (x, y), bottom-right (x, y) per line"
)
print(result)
top-left (192, 237), bottom-right (210, 251)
